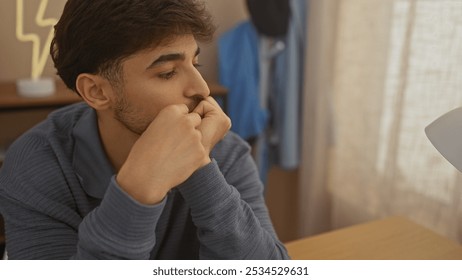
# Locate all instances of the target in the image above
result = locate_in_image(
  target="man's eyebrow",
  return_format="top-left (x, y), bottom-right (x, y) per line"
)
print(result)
top-left (146, 47), bottom-right (201, 70)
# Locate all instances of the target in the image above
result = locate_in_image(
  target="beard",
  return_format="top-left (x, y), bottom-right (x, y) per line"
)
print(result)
top-left (113, 93), bottom-right (150, 136)
top-left (112, 91), bottom-right (204, 136)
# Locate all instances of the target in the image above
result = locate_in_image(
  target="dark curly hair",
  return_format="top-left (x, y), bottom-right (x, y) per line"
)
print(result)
top-left (50, 0), bottom-right (215, 94)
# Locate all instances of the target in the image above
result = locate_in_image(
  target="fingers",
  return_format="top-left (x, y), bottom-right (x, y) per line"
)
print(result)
top-left (203, 97), bottom-right (232, 130)
top-left (193, 101), bottom-right (212, 117)
top-left (204, 96), bottom-right (222, 109)
top-left (193, 97), bottom-right (224, 117)
top-left (167, 103), bottom-right (190, 115)
top-left (186, 112), bottom-right (202, 128)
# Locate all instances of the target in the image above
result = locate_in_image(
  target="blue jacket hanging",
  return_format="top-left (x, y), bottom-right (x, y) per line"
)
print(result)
top-left (218, 21), bottom-right (268, 140)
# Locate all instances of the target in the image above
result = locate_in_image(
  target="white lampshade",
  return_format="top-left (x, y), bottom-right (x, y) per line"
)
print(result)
top-left (425, 106), bottom-right (462, 173)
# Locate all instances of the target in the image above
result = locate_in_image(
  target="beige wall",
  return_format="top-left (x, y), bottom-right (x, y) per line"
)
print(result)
top-left (0, 0), bottom-right (66, 82)
top-left (201, 0), bottom-right (249, 82)
top-left (0, 0), bottom-right (248, 83)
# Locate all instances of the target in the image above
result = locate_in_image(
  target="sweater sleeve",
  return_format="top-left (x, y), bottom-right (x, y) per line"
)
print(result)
top-left (0, 137), bottom-right (165, 260)
top-left (0, 157), bottom-right (166, 260)
top-left (73, 177), bottom-right (166, 259)
top-left (0, 116), bottom-right (168, 259)
top-left (177, 138), bottom-right (290, 260)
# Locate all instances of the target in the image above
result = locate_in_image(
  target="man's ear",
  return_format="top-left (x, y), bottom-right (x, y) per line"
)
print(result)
top-left (75, 73), bottom-right (114, 110)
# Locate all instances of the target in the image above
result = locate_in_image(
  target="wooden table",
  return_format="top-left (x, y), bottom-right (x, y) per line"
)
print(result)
top-left (285, 216), bottom-right (462, 259)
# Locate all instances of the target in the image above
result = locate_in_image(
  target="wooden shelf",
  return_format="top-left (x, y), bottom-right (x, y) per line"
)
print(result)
top-left (0, 80), bottom-right (81, 109)
top-left (0, 80), bottom-right (227, 110)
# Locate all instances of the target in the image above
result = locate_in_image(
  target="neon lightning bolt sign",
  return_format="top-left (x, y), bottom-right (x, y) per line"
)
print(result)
top-left (16, 0), bottom-right (58, 80)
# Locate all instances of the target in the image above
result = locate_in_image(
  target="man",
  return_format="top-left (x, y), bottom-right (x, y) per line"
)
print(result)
top-left (0, 0), bottom-right (289, 259)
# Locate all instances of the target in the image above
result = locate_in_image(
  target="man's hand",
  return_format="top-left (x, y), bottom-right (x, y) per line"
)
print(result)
top-left (193, 96), bottom-right (232, 155)
top-left (116, 104), bottom-right (211, 205)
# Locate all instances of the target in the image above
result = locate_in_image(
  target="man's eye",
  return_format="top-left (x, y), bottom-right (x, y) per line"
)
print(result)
top-left (158, 70), bottom-right (177, 80)
top-left (193, 63), bottom-right (203, 68)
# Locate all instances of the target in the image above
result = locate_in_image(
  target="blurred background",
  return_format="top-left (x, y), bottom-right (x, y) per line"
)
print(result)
top-left (1, 0), bottom-right (462, 253)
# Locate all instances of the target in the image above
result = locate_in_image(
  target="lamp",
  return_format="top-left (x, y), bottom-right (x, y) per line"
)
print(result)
top-left (15, 0), bottom-right (57, 98)
top-left (425, 106), bottom-right (462, 173)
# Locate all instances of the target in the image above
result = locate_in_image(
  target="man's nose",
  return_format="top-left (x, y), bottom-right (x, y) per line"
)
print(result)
top-left (184, 67), bottom-right (210, 99)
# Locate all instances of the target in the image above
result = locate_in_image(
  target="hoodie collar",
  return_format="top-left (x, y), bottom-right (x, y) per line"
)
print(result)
top-left (72, 107), bottom-right (115, 199)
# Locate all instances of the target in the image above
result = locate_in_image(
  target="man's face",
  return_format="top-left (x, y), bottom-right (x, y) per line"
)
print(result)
top-left (112, 34), bottom-right (210, 135)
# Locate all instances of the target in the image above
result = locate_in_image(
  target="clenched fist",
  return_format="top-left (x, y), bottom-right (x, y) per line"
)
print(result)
top-left (116, 99), bottom-right (231, 205)
top-left (193, 96), bottom-right (232, 155)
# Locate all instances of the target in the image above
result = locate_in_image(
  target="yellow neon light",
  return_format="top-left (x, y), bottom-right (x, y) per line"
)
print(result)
top-left (16, 0), bottom-right (58, 80)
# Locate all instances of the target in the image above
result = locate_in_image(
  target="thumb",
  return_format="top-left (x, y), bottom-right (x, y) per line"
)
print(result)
top-left (193, 99), bottom-right (217, 118)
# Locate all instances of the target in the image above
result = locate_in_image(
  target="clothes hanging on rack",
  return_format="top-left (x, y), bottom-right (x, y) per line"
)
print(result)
top-left (218, 0), bottom-right (307, 183)
top-left (218, 21), bottom-right (268, 141)
top-left (246, 0), bottom-right (291, 37)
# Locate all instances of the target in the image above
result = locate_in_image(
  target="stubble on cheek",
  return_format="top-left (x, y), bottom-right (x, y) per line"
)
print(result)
top-left (113, 95), bottom-right (151, 135)
top-left (113, 92), bottom-right (205, 135)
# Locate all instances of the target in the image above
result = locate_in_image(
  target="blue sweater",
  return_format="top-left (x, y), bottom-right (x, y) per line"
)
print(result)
top-left (0, 102), bottom-right (289, 260)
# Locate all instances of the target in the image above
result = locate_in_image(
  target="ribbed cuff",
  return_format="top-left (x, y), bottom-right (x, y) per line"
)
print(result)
top-left (98, 176), bottom-right (167, 238)
top-left (177, 159), bottom-right (235, 214)
top-left (79, 176), bottom-right (167, 258)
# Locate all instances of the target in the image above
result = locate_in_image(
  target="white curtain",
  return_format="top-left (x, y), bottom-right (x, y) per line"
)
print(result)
top-left (299, 0), bottom-right (462, 242)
